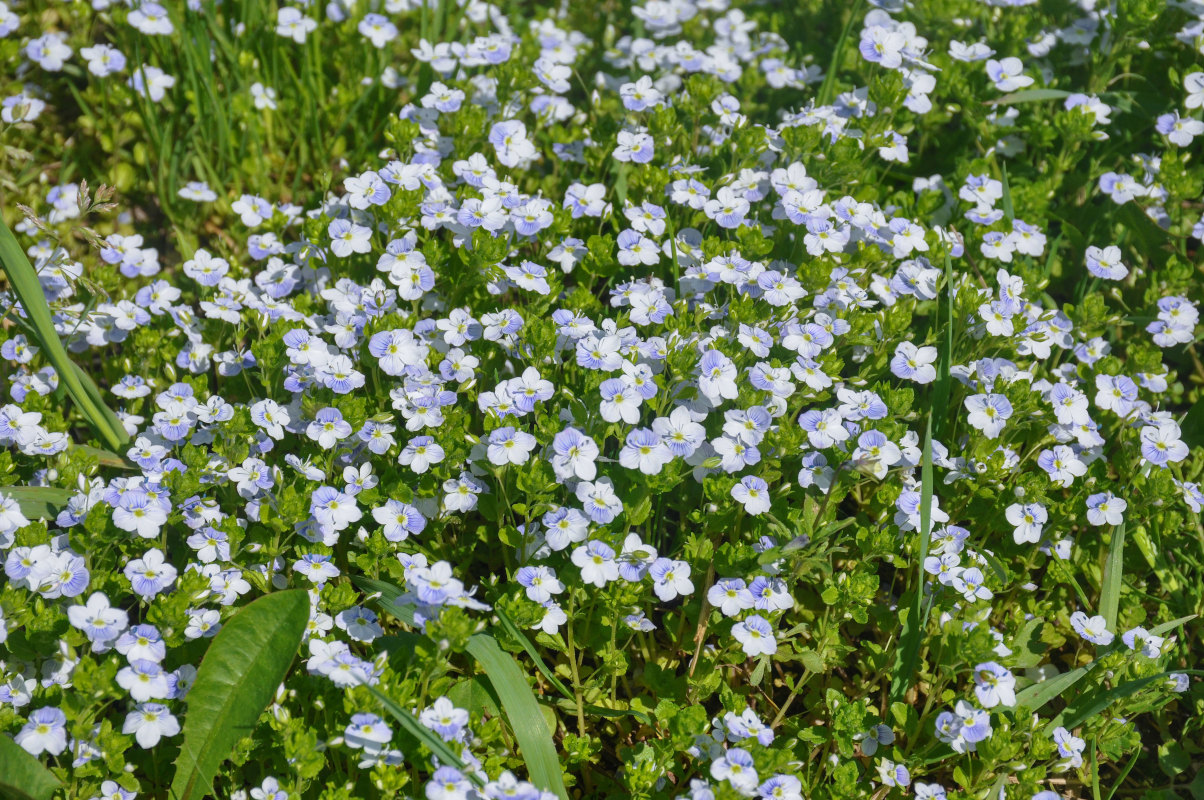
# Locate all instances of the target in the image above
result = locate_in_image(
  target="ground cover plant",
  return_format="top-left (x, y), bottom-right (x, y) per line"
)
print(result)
top-left (1, 0), bottom-right (1203, 797)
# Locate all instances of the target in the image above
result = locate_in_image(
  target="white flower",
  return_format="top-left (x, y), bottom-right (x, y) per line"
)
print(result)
top-left (123, 703), bottom-right (180, 748)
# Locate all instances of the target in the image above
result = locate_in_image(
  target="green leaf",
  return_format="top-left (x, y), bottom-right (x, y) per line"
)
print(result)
top-left (1053, 670), bottom-right (1204, 731)
top-left (1100, 522), bottom-right (1125, 630)
top-left (816, 0), bottom-right (866, 108)
top-left (495, 607), bottom-right (574, 700)
top-left (1116, 202), bottom-right (1172, 269)
top-left (889, 393), bottom-right (937, 701)
top-left (353, 575), bottom-right (421, 626)
top-left (0, 218), bottom-right (129, 452)
top-left (1180, 400), bottom-right (1204, 450)
top-left (466, 633), bottom-right (569, 800)
top-left (987, 88), bottom-right (1073, 106)
top-left (0, 734), bottom-right (61, 800)
top-left (1009, 618), bottom-right (1048, 670)
top-left (1015, 663), bottom-right (1094, 714)
top-left (1150, 615), bottom-right (1197, 637)
top-left (170, 590), bottom-right (310, 800)
top-left (449, 675), bottom-right (502, 719)
top-left (1017, 616), bottom-right (1196, 715)
top-left (932, 253), bottom-right (955, 438)
top-left (999, 162), bottom-right (1015, 223)
top-left (0, 486), bottom-right (74, 520)
top-left (361, 683), bottom-right (481, 785)
top-left (74, 444), bottom-right (137, 469)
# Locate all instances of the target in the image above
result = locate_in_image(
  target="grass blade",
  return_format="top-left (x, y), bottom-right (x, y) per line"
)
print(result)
top-left (888, 414), bottom-right (935, 702)
top-left (1017, 616), bottom-right (1196, 715)
top-left (1015, 662), bottom-right (1094, 713)
top-left (466, 633), bottom-right (569, 800)
top-left (987, 88), bottom-right (1073, 106)
top-left (1, 486), bottom-right (74, 520)
top-left (1149, 614), bottom-right (1196, 636)
top-left (999, 162), bottom-right (1015, 224)
top-left (1100, 522), bottom-right (1125, 630)
top-left (171, 590), bottom-right (309, 800)
top-left (1052, 669), bottom-right (1204, 731)
top-left (74, 444), bottom-right (138, 470)
top-left (0, 733), bottom-right (61, 800)
top-left (495, 607), bottom-right (574, 700)
top-left (816, 0), bottom-right (866, 107)
top-left (0, 219), bottom-right (129, 451)
top-left (889, 257), bottom-right (950, 702)
top-left (360, 683), bottom-right (483, 785)
top-left (932, 253), bottom-right (955, 437)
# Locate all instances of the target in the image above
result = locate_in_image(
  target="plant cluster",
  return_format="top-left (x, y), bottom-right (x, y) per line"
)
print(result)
top-left (1, 0), bottom-right (1203, 798)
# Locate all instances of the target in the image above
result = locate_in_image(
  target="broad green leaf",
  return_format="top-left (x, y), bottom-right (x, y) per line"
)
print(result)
top-left (0, 486), bottom-right (74, 520)
top-left (988, 88), bottom-right (1073, 106)
top-left (449, 675), bottom-right (502, 719)
top-left (1180, 400), bottom-right (1204, 449)
top-left (1100, 522), bottom-right (1125, 630)
top-left (0, 734), bottom-right (61, 800)
top-left (1116, 201), bottom-right (1172, 269)
top-left (0, 218), bottom-right (129, 452)
top-left (171, 590), bottom-right (309, 800)
top-left (466, 633), bottom-right (569, 800)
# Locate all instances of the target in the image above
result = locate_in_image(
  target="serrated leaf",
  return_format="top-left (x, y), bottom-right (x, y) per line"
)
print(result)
top-left (466, 634), bottom-right (569, 800)
top-left (170, 590), bottom-right (310, 800)
top-left (0, 734), bottom-right (61, 800)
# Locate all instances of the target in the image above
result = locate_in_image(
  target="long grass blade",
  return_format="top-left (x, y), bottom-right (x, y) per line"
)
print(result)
top-left (0, 218), bottom-right (129, 451)
top-left (1052, 669), bottom-right (1204, 731)
top-left (999, 162), bottom-right (1015, 224)
top-left (361, 683), bottom-right (483, 785)
top-left (888, 411), bottom-right (935, 702)
top-left (1015, 662), bottom-right (1093, 713)
top-left (987, 88), bottom-right (1073, 106)
top-left (816, 0), bottom-right (866, 108)
top-left (495, 607), bottom-right (574, 700)
top-left (1100, 522), bottom-right (1125, 630)
top-left (1017, 615), bottom-right (1196, 714)
top-left (465, 634), bottom-right (569, 800)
